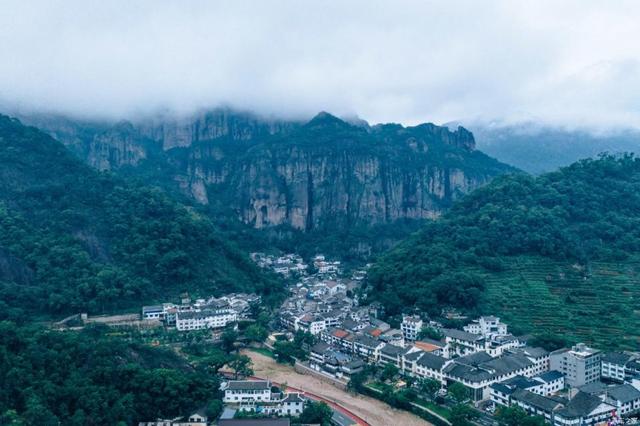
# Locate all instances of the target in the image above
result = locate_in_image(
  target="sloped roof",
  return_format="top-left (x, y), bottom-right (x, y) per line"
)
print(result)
top-left (535, 370), bottom-right (564, 383)
top-left (416, 352), bottom-right (447, 371)
top-left (608, 384), bottom-right (640, 404)
top-left (282, 393), bottom-right (304, 403)
top-left (557, 391), bottom-right (612, 418)
top-left (511, 389), bottom-right (565, 413)
top-left (443, 328), bottom-right (483, 342)
top-left (602, 351), bottom-right (633, 365)
top-left (310, 342), bottom-right (330, 354)
top-left (380, 344), bottom-right (405, 357)
top-left (226, 380), bottom-right (270, 391)
top-left (404, 350), bottom-right (425, 362)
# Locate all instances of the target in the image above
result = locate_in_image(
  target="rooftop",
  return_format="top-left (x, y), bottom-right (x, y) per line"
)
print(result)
top-left (557, 391), bottom-right (610, 418)
top-left (218, 420), bottom-right (291, 426)
top-left (535, 370), bottom-right (564, 383)
top-left (226, 380), bottom-right (271, 391)
top-left (602, 351), bottom-right (634, 365)
top-left (416, 352), bottom-right (447, 370)
top-left (443, 328), bottom-right (484, 342)
top-left (608, 384), bottom-right (640, 404)
top-left (511, 389), bottom-right (566, 413)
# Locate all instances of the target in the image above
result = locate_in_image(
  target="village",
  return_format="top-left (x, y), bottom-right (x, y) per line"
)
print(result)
top-left (121, 252), bottom-right (640, 426)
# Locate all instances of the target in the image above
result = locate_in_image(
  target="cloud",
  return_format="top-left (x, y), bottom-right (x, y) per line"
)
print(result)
top-left (1, 0), bottom-right (639, 129)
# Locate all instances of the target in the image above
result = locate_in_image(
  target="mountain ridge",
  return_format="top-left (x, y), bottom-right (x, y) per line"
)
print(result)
top-left (16, 108), bottom-right (515, 233)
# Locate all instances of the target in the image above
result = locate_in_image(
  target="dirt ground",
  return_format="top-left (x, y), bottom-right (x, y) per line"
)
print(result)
top-left (243, 349), bottom-right (431, 426)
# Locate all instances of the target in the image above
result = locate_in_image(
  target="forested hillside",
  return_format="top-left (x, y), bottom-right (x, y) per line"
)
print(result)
top-left (0, 115), bottom-right (282, 320)
top-left (368, 155), bottom-right (640, 349)
top-left (0, 322), bottom-right (219, 425)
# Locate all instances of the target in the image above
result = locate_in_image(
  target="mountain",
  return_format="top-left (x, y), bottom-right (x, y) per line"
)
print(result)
top-left (367, 155), bottom-right (640, 349)
top-left (0, 114), bottom-right (281, 319)
top-left (19, 109), bottom-right (515, 232)
top-left (467, 122), bottom-right (640, 174)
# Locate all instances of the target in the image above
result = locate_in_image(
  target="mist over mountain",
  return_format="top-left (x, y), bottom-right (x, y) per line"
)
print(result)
top-left (465, 122), bottom-right (640, 174)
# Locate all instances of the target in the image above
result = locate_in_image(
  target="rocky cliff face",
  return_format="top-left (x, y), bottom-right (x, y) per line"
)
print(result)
top-left (19, 109), bottom-right (514, 230)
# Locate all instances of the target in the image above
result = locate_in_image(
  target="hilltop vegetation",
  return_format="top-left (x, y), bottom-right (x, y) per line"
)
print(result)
top-left (0, 115), bottom-right (282, 319)
top-left (368, 155), bottom-right (640, 349)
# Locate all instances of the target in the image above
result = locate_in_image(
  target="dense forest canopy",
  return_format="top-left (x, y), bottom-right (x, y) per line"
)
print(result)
top-left (0, 115), bottom-right (283, 319)
top-left (368, 155), bottom-right (640, 348)
top-left (0, 322), bottom-right (219, 425)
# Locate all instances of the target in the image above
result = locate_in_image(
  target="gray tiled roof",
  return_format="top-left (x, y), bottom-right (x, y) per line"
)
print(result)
top-left (416, 352), bottom-right (447, 370)
top-left (380, 344), bottom-right (405, 357)
top-left (218, 420), bottom-right (290, 426)
top-left (535, 370), bottom-right (564, 383)
top-left (602, 351), bottom-right (634, 365)
top-left (511, 389), bottom-right (565, 413)
top-left (608, 384), bottom-right (640, 404)
top-left (455, 351), bottom-right (494, 367)
top-left (556, 391), bottom-right (609, 418)
top-left (443, 328), bottom-right (483, 342)
top-left (578, 381), bottom-right (608, 396)
top-left (502, 375), bottom-right (538, 390)
top-left (404, 350), bottom-right (425, 361)
top-left (310, 342), bottom-right (330, 354)
top-left (509, 346), bottom-right (549, 359)
top-left (226, 380), bottom-right (270, 391)
top-left (445, 352), bottom-right (533, 383)
top-left (353, 334), bottom-right (381, 348)
top-left (282, 393), bottom-right (304, 403)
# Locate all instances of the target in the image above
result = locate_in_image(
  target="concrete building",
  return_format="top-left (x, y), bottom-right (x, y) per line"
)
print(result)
top-left (175, 309), bottom-right (237, 331)
top-left (401, 315), bottom-right (423, 342)
top-left (550, 343), bottom-right (601, 388)
top-left (223, 380), bottom-right (272, 403)
top-left (464, 316), bottom-right (508, 337)
top-left (601, 352), bottom-right (640, 383)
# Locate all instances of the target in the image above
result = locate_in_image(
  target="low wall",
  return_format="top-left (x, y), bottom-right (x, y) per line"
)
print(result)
top-left (294, 362), bottom-right (349, 390)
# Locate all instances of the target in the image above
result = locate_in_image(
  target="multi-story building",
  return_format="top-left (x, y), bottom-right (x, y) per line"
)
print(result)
top-left (175, 309), bottom-right (237, 331)
top-left (464, 316), bottom-right (508, 337)
top-left (222, 380), bottom-right (304, 417)
top-left (601, 352), bottom-right (640, 383)
top-left (223, 380), bottom-right (272, 403)
top-left (550, 343), bottom-right (601, 388)
top-left (443, 328), bottom-right (485, 357)
top-left (401, 315), bottom-right (423, 342)
top-left (443, 350), bottom-right (547, 401)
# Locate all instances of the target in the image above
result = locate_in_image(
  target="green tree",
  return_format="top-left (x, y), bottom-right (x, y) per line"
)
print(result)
top-left (228, 354), bottom-right (253, 379)
top-left (221, 328), bottom-right (238, 353)
top-left (298, 401), bottom-right (333, 426)
top-left (448, 382), bottom-right (470, 403)
top-left (418, 326), bottom-right (444, 340)
top-left (245, 324), bottom-right (268, 343)
top-left (381, 363), bottom-right (399, 382)
top-left (496, 406), bottom-right (546, 426)
top-left (418, 378), bottom-right (441, 399)
top-left (450, 404), bottom-right (478, 426)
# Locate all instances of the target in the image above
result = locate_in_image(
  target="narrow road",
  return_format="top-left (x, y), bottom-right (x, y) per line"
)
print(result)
top-left (243, 349), bottom-right (431, 426)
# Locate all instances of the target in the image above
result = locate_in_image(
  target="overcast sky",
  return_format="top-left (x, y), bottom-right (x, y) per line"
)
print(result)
top-left (1, 1), bottom-right (639, 129)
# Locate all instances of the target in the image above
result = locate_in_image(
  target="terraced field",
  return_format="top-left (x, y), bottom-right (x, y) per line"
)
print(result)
top-left (477, 256), bottom-right (640, 349)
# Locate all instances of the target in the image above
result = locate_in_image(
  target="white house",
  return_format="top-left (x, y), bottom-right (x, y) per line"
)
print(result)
top-left (401, 315), bottom-right (423, 342)
top-left (223, 380), bottom-right (272, 403)
top-left (464, 316), bottom-right (508, 337)
top-left (175, 309), bottom-right (237, 331)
